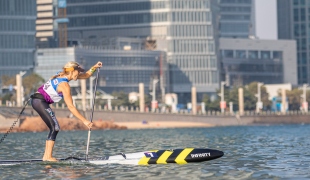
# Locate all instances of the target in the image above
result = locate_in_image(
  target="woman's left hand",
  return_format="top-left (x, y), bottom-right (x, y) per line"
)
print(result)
top-left (94, 61), bottom-right (102, 69)
top-left (83, 121), bottom-right (93, 129)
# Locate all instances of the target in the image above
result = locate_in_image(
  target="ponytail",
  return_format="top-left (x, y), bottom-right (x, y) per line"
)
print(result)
top-left (50, 69), bottom-right (66, 79)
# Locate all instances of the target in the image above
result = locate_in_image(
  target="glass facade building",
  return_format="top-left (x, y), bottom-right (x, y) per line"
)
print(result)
top-left (277, 0), bottom-right (309, 84)
top-left (220, 38), bottom-right (297, 86)
top-left (35, 47), bottom-right (167, 94)
top-left (219, 0), bottom-right (253, 38)
top-left (0, 0), bottom-right (36, 83)
top-left (65, 0), bottom-right (220, 103)
top-left (35, 48), bottom-right (76, 82)
top-left (168, 0), bottom-right (219, 102)
top-left (75, 48), bottom-right (167, 93)
top-left (221, 49), bottom-right (283, 85)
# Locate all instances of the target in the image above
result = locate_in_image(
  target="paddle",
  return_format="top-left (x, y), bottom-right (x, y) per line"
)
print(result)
top-left (85, 68), bottom-right (100, 161)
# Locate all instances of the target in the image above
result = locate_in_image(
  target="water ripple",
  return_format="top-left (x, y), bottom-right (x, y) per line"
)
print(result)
top-left (0, 124), bottom-right (309, 179)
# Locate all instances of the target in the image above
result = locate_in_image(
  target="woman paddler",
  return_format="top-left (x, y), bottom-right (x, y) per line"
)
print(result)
top-left (30, 61), bottom-right (102, 161)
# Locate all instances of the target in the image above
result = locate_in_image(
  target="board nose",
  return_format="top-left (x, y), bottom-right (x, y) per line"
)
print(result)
top-left (213, 150), bottom-right (224, 158)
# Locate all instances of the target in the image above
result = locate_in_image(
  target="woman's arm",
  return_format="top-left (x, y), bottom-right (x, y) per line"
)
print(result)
top-left (78, 61), bottom-right (102, 79)
top-left (58, 82), bottom-right (93, 129)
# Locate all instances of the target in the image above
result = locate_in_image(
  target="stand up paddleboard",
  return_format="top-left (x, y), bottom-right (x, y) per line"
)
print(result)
top-left (0, 148), bottom-right (223, 166)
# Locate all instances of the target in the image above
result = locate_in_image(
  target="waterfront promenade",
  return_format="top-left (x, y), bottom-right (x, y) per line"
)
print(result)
top-left (1, 106), bottom-right (310, 129)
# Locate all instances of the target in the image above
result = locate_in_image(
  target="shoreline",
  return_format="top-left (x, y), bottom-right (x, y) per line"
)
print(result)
top-left (0, 120), bottom-right (214, 133)
top-left (0, 117), bottom-right (127, 133)
top-left (114, 121), bottom-right (214, 129)
top-left (0, 119), bottom-right (308, 133)
top-left (2, 106), bottom-right (310, 132)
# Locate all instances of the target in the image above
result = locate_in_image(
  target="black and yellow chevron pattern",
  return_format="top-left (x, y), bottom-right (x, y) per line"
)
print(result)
top-left (138, 148), bottom-right (224, 165)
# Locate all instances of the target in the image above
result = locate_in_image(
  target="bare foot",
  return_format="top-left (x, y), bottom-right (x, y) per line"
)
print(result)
top-left (43, 157), bottom-right (58, 162)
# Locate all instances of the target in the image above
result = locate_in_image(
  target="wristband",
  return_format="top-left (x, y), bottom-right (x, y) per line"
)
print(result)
top-left (89, 67), bottom-right (96, 74)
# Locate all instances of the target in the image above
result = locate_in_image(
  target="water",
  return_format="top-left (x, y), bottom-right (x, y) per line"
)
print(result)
top-left (0, 124), bottom-right (310, 179)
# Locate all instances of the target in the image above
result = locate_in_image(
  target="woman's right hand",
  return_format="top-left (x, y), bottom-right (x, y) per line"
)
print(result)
top-left (83, 121), bottom-right (93, 129)
top-left (94, 61), bottom-right (102, 68)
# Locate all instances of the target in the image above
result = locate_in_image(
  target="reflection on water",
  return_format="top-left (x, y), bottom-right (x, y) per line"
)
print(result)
top-left (0, 124), bottom-right (310, 179)
top-left (43, 165), bottom-right (92, 179)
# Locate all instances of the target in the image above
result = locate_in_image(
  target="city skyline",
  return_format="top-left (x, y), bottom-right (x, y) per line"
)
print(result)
top-left (0, 0), bottom-right (304, 104)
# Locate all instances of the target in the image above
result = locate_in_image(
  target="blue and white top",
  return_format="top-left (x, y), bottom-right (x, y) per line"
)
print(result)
top-left (37, 77), bottom-right (69, 104)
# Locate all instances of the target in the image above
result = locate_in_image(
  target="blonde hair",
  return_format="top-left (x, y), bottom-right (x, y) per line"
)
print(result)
top-left (50, 61), bottom-right (80, 79)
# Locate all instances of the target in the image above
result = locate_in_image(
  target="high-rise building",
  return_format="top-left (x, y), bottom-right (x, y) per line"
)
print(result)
top-left (0, 0), bottom-right (36, 83)
top-left (36, 0), bottom-right (54, 47)
top-left (36, 0), bottom-right (69, 48)
top-left (66, 0), bottom-right (220, 103)
top-left (277, 0), bottom-right (308, 84)
top-left (219, 0), bottom-right (253, 38)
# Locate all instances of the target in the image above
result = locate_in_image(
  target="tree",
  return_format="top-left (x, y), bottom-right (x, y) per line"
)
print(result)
top-left (110, 91), bottom-right (152, 108)
top-left (243, 86), bottom-right (257, 110)
top-left (111, 91), bottom-right (131, 107)
top-left (226, 86), bottom-right (239, 111)
top-left (202, 93), bottom-right (220, 111)
top-left (1, 75), bottom-right (15, 85)
top-left (246, 82), bottom-right (271, 110)
top-left (0, 73), bottom-right (45, 100)
top-left (0, 93), bottom-right (13, 104)
top-left (132, 93), bottom-right (151, 108)
top-left (285, 88), bottom-right (302, 110)
top-left (23, 73), bottom-right (45, 97)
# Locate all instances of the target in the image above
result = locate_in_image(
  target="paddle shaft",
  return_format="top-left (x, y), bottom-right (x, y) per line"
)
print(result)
top-left (86, 68), bottom-right (100, 161)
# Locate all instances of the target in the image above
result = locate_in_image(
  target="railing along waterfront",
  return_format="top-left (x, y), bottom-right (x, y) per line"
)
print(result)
top-left (1, 101), bottom-right (310, 117)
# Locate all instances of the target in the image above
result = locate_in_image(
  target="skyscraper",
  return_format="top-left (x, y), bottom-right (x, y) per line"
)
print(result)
top-left (219, 0), bottom-right (253, 38)
top-left (277, 0), bottom-right (308, 84)
top-left (0, 0), bottom-right (36, 82)
top-left (66, 0), bottom-right (220, 103)
top-left (36, 0), bottom-right (54, 48)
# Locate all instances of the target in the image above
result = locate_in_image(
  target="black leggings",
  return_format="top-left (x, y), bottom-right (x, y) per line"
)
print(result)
top-left (31, 98), bottom-right (60, 141)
